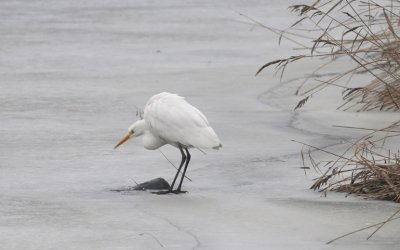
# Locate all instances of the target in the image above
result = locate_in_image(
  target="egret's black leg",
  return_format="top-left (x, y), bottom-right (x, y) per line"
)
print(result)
top-left (170, 145), bottom-right (186, 190)
top-left (154, 145), bottom-right (186, 195)
top-left (175, 148), bottom-right (190, 193)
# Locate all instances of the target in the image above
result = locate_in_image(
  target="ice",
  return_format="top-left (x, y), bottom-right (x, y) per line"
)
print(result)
top-left (1, 0), bottom-right (399, 249)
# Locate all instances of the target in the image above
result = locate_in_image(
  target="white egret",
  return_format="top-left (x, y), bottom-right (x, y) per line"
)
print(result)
top-left (114, 92), bottom-right (222, 194)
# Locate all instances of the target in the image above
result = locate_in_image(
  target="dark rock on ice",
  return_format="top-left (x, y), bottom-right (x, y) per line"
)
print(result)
top-left (111, 178), bottom-right (170, 192)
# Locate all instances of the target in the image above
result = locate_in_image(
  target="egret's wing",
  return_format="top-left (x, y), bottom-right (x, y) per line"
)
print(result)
top-left (144, 93), bottom-right (221, 149)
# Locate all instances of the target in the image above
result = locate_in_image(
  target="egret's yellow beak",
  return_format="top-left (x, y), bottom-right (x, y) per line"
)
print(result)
top-left (114, 132), bottom-right (133, 149)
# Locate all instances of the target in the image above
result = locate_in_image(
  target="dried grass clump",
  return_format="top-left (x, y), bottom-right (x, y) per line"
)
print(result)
top-left (256, 0), bottom-right (400, 111)
top-left (252, 0), bottom-right (400, 240)
top-left (299, 125), bottom-right (400, 241)
top-left (250, 0), bottom-right (400, 202)
top-left (301, 120), bottom-right (400, 202)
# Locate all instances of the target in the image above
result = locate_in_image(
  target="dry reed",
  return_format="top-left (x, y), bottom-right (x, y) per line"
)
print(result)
top-left (254, 0), bottom-right (400, 203)
top-left (257, 0), bottom-right (400, 112)
top-left (251, 1), bottom-right (400, 241)
top-left (300, 120), bottom-right (400, 202)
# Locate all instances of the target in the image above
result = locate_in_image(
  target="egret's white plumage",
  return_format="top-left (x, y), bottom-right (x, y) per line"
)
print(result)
top-left (115, 92), bottom-right (221, 194)
top-left (143, 92), bottom-right (221, 150)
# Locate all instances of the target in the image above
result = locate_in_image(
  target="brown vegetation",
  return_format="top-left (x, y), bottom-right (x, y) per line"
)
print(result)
top-left (256, 0), bottom-right (400, 202)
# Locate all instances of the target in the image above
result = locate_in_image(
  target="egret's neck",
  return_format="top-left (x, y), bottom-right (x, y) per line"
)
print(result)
top-left (129, 119), bottom-right (148, 137)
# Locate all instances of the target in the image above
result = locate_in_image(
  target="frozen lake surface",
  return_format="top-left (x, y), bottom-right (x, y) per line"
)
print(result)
top-left (1, 1), bottom-right (399, 249)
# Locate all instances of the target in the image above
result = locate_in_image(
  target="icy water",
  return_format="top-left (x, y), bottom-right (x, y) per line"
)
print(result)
top-left (1, 1), bottom-right (399, 249)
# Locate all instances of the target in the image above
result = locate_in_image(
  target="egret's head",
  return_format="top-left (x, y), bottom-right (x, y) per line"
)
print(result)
top-left (114, 120), bottom-right (146, 149)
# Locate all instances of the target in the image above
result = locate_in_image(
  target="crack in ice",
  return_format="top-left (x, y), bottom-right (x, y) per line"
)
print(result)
top-left (135, 205), bottom-right (201, 250)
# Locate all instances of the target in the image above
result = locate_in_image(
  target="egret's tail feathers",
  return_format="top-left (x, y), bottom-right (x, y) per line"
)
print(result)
top-left (212, 143), bottom-right (223, 150)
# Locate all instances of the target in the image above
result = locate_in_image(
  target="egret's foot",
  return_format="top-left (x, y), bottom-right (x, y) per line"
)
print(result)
top-left (172, 190), bottom-right (188, 194)
top-left (152, 190), bottom-right (173, 195)
top-left (152, 189), bottom-right (188, 195)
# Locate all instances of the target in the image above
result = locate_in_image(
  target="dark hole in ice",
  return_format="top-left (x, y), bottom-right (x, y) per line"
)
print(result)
top-left (111, 177), bottom-right (170, 192)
